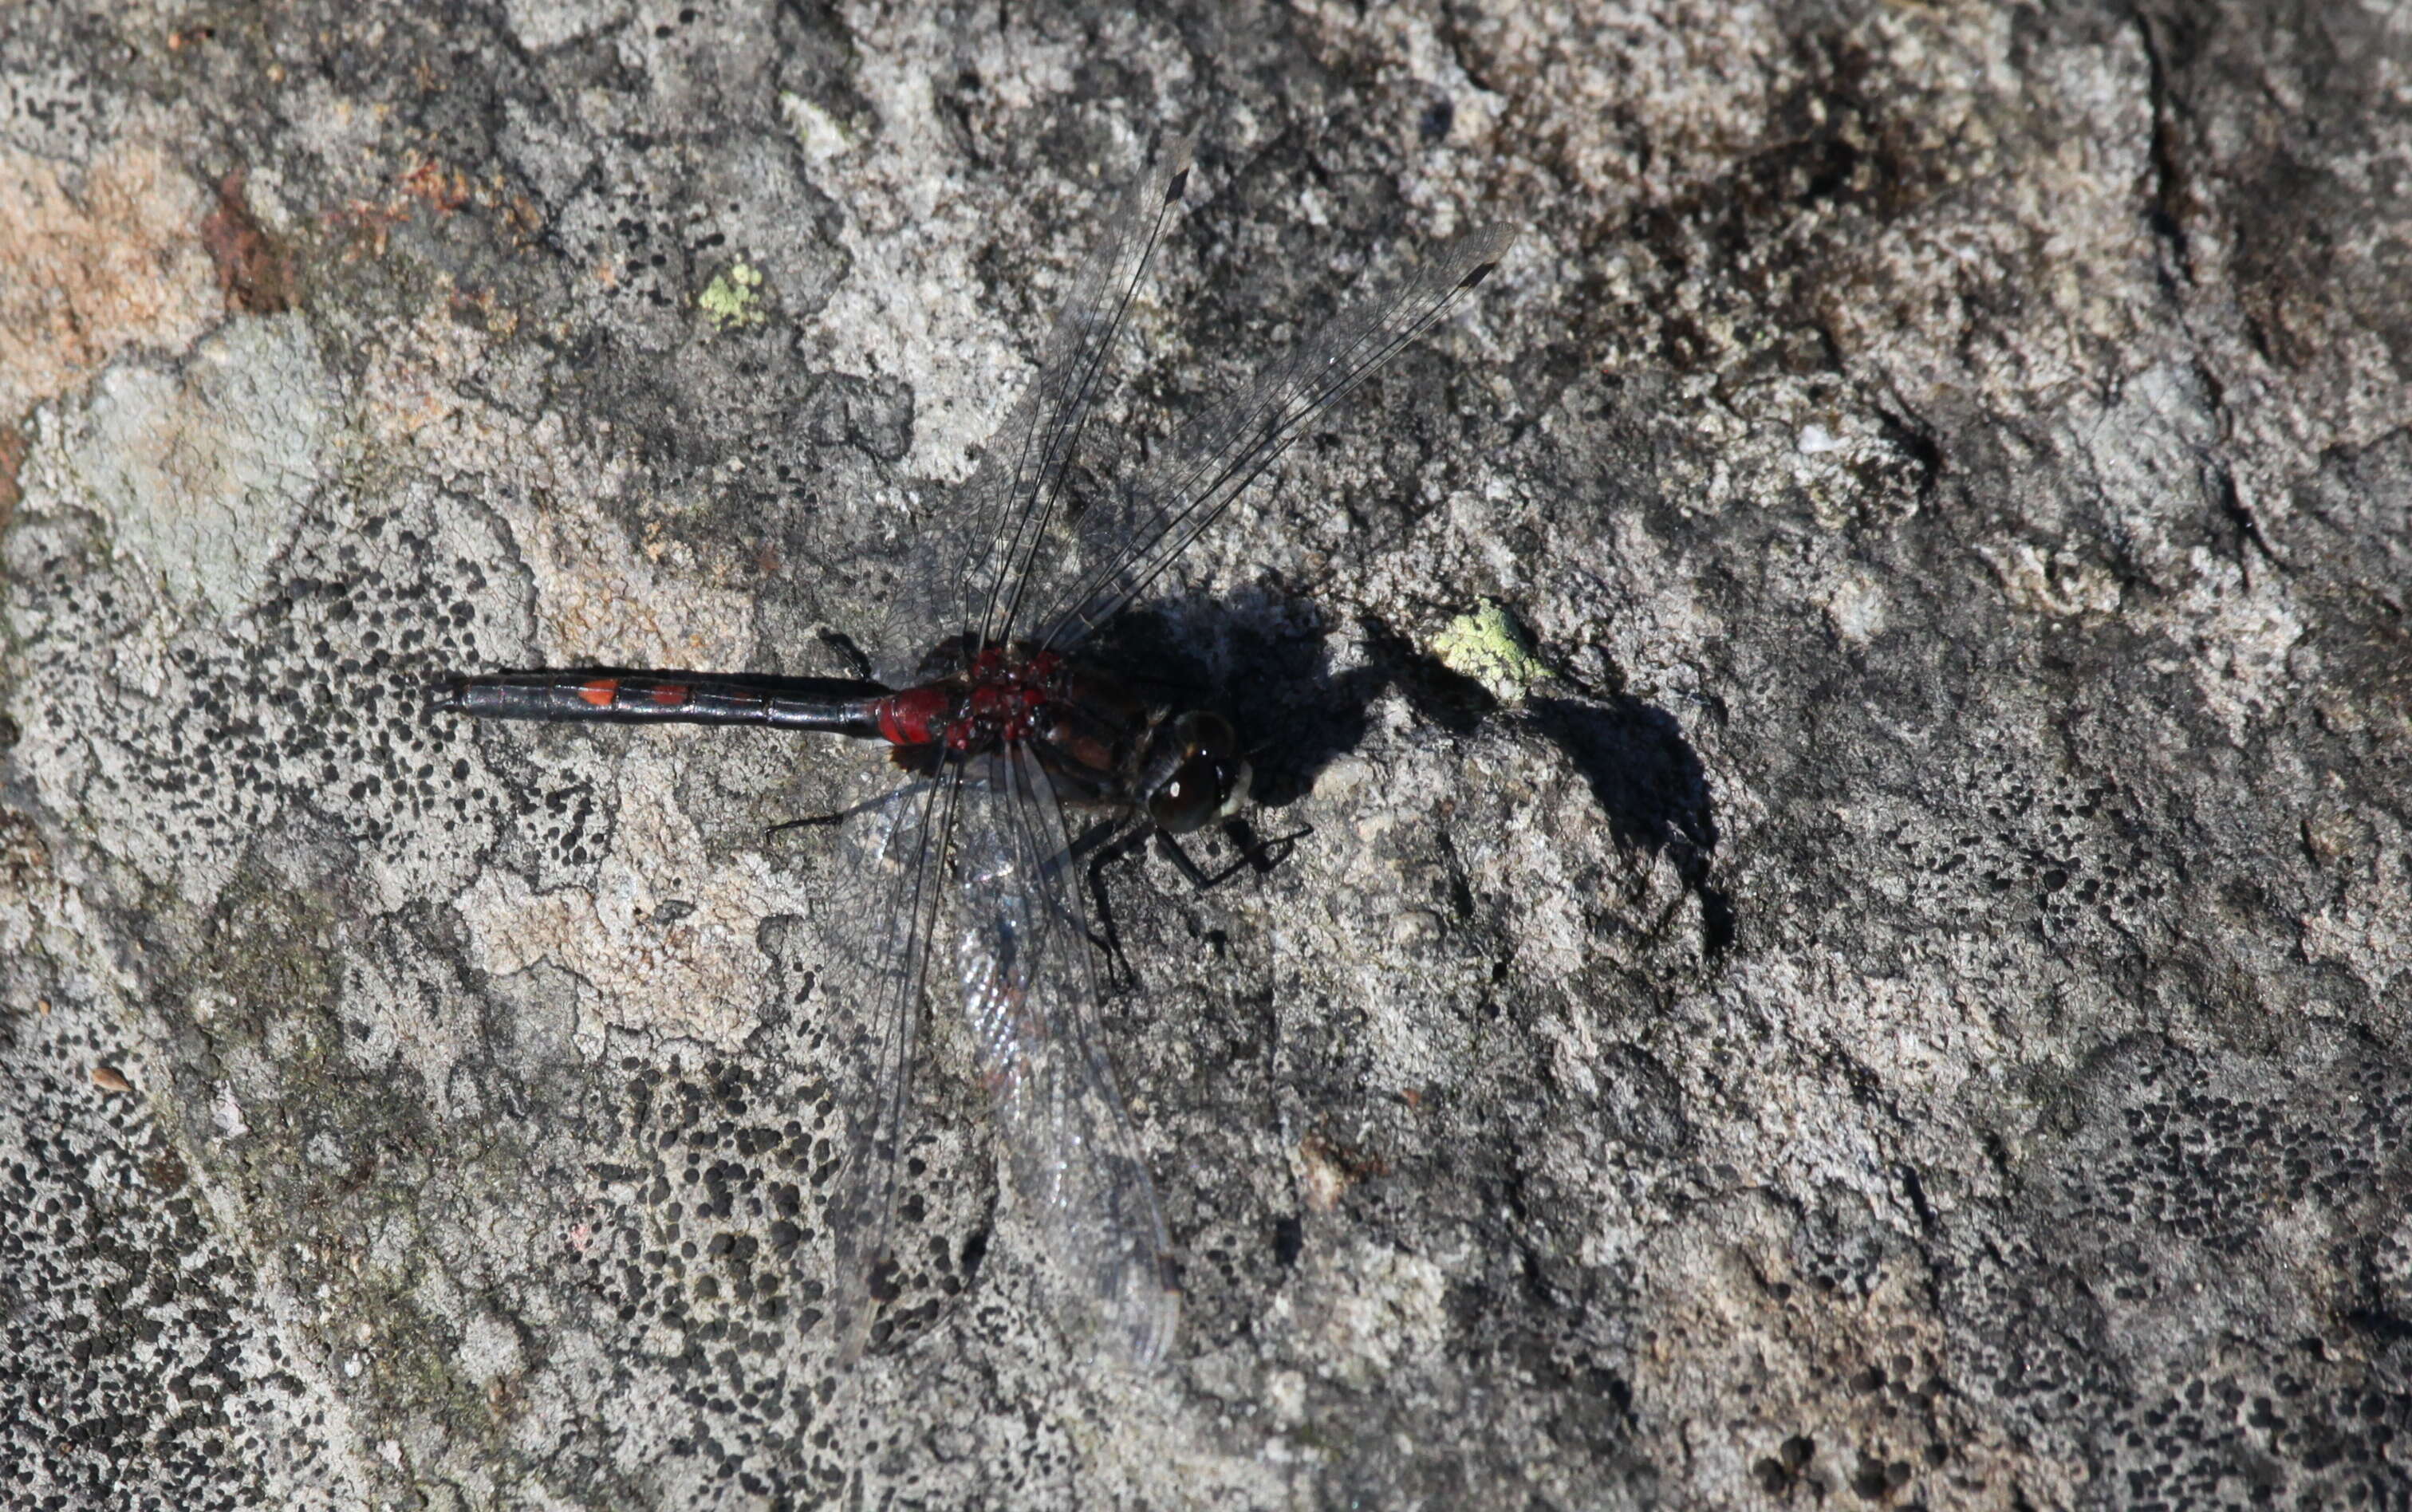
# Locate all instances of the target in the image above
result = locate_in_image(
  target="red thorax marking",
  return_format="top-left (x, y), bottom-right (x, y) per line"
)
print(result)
top-left (877, 649), bottom-right (1066, 752)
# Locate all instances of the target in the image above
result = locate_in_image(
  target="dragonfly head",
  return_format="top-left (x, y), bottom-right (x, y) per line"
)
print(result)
top-left (1138, 711), bottom-right (1251, 834)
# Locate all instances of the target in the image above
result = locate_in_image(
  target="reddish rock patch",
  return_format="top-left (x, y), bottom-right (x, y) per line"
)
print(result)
top-left (0, 422), bottom-right (24, 527)
top-left (202, 170), bottom-right (295, 315)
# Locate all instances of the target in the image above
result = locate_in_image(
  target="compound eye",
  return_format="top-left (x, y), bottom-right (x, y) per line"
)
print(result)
top-left (1143, 712), bottom-right (1251, 834)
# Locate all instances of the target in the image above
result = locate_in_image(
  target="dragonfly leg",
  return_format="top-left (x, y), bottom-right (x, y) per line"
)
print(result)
top-left (1082, 822), bottom-right (1150, 990)
top-left (763, 781), bottom-right (936, 839)
top-left (766, 812), bottom-right (841, 836)
top-left (1228, 815), bottom-right (1311, 876)
top-left (1153, 816), bottom-right (1311, 891)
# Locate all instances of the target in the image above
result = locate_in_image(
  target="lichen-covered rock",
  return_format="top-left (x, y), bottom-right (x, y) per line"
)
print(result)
top-left (2, 1), bottom-right (2406, 1507)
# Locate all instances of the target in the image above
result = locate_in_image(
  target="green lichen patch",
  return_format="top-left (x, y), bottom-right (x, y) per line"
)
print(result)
top-left (698, 262), bottom-right (767, 330)
top-left (1430, 599), bottom-right (1549, 703)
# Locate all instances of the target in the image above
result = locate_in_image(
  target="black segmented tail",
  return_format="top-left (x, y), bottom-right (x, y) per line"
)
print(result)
top-left (434, 669), bottom-right (890, 738)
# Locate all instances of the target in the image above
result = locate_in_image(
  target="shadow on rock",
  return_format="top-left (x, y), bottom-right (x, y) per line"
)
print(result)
top-left (1529, 694), bottom-right (1734, 955)
top-left (1087, 602), bottom-right (1732, 953)
top-left (1080, 600), bottom-right (1384, 811)
top-left (1231, 611), bottom-right (1505, 809)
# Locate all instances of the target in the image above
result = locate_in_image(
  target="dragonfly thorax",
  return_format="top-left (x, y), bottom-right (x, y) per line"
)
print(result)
top-left (872, 644), bottom-right (1071, 754)
top-left (870, 642), bottom-right (1248, 829)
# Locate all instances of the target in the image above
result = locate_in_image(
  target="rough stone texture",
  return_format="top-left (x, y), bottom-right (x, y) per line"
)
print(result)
top-left (3, 1), bottom-right (2407, 1507)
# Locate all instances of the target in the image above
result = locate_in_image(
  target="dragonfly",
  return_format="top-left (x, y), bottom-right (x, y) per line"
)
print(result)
top-left (437, 132), bottom-right (1511, 1367)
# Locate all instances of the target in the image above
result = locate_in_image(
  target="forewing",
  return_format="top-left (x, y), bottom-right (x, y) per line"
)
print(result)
top-left (952, 748), bottom-right (1179, 1365)
top-left (1034, 222), bottom-right (1517, 651)
top-left (817, 771), bottom-right (960, 1366)
top-left (889, 132), bottom-right (1194, 669)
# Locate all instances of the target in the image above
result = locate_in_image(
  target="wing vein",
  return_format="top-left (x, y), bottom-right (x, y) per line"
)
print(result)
top-left (830, 770), bottom-right (959, 1365)
top-left (1036, 222), bottom-right (1514, 650)
top-left (964, 133), bottom-right (1195, 652)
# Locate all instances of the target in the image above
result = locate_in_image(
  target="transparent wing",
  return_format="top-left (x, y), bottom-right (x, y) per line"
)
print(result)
top-left (820, 771), bottom-right (960, 1366)
top-left (871, 132), bottom-right (1192, 676)
top-left (1031, 222), bottom-right (1516, 652)
top-left (952, 746), bottom-right (1179, 1365)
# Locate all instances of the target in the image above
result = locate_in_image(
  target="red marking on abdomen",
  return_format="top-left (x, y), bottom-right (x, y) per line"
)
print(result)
top-left (649, 683), bottom-right (688, 707)
top-left (876, 687), bottom-right (950, 746)
top-left (579, 678), bottom-right (618, 707)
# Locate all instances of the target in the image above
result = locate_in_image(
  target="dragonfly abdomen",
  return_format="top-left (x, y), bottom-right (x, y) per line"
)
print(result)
top-left (436, 671), bottom-right (889, 737)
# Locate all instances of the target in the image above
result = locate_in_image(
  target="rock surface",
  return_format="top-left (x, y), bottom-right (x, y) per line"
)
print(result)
top-left (4, 1), bottom-right (2409, 1507)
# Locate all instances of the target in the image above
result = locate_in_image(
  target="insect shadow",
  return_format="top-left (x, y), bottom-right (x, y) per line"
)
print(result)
top-left (1525, 694), bottom-right (1733, 955)
top-left (1071, 594), bottom-right (1736, 969)
top-left (1355, 616), bottom-right (1732, 959)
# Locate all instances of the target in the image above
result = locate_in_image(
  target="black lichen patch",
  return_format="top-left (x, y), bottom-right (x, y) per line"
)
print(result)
top-left (558, 1034), bottom-right (995, 1503)
top-left (1880, 758), bottom-right (2177, 957)
top-left (0, 958), bottom-right (348, 1506)
top-left (2054, 1042), bottom-right (2408, 1259)
top-left (1943, 1033), bottom-right (2412, 1504)
top-left (6, 488), bottom-right (519, 879)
